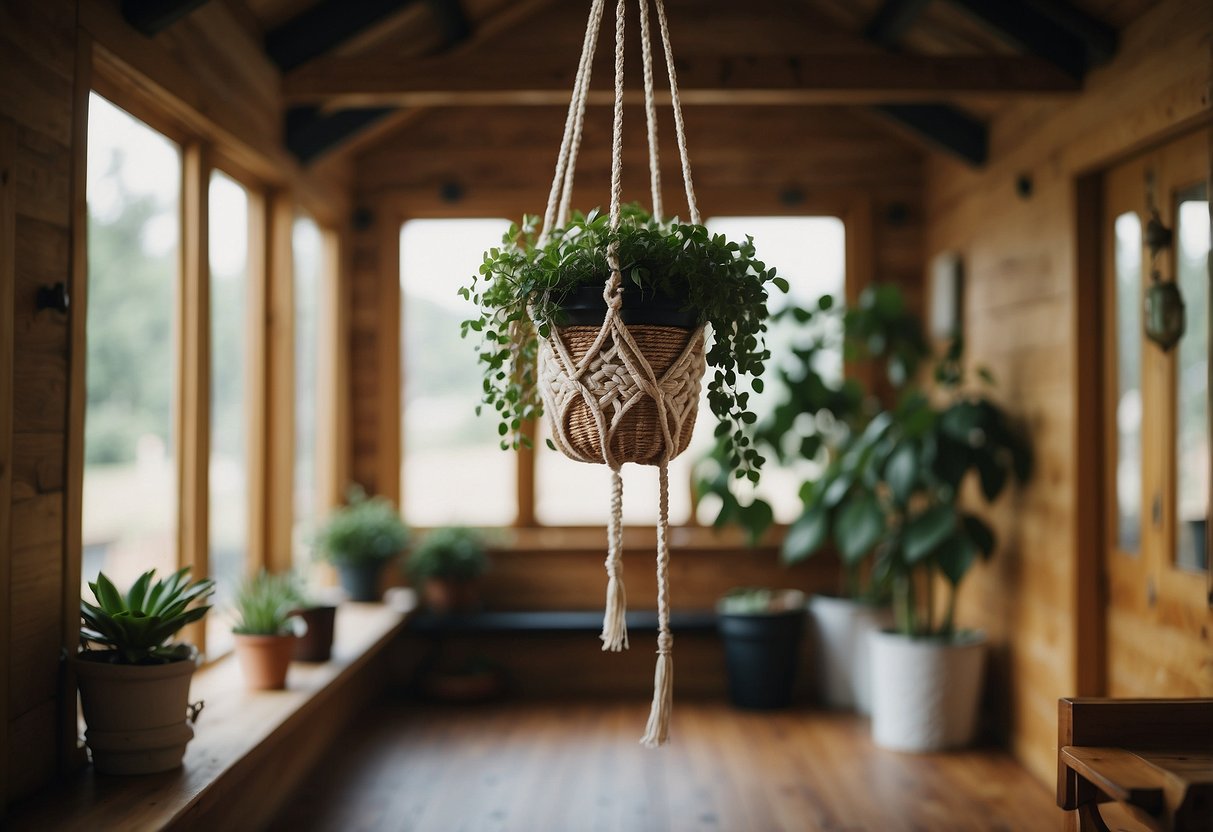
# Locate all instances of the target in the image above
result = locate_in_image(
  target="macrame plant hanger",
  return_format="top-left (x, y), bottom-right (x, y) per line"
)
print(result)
top-left (534, 0), bottom-right (705, 748)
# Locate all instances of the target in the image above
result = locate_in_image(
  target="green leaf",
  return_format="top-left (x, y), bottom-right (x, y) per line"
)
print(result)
top-left (782, 505), bottom-right (828, 564)
top-left (93, 574), bottom-right (125, 614)
top-left (903, 505), bottom-right (956, 563)
top-left (936, 535), bottom-right (977, 585)
top-left (976, 454), bottom-right (1008, 502)
top-left (835, 493), bottom-right (885, 565)
top-left (737, 499), bottom-right (774, 545)
top-left (771, 277), bottom-right (790, 293)
top-left (126, 570), bottom-right (153, 612)
top-left (885, 443), bottom-right (918, 505)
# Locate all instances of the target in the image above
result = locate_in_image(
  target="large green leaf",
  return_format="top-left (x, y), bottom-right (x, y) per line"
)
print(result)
top-left (782, 505), bottom-right (829, 564)
top-left (976, 453), bottom-right (1009, 502)
top-left (903, 505), bottom-right (956, 563)
top-left (738, 499), bottom-right (774, 545)
top-left (835, 493), bottom-right (886, 565)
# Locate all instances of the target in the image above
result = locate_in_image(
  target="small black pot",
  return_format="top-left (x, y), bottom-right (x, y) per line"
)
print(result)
top-left (556, 283), bottom-right (697, 328)
top-left (336, 562), bottom-right (384, 602)
top-left (291, 605), bottom-right (337, 662)
top-left (718, 608), bottom-right (806, 710)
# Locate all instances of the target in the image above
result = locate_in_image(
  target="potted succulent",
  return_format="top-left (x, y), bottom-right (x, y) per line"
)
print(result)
top-left (75, 567), bottom-right (214, 774)
top-left (716, 588), bottom-right (807, 710)
top-left (314, 486), bottom-right (410, 602)
top-left (405, 526), bottom-right (490, 613)
top-left (231, 571), bottom-right (298, 690)
top-left (697, 285), bottom-right (928, 713)
top-left (464, 204), bottom-right (781, 477)
top-left (799, 340), bottom-right (1032, 751)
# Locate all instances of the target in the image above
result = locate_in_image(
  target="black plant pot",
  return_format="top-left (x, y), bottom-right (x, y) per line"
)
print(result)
top-left (557, 283), bottom-right (697, 328)
top-left (337, 562), bottom-right (384, 602)
top-left (718, 608), bottom-right (806, 710)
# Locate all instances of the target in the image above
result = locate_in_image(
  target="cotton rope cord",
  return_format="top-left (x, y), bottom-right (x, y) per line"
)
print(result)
top-left (637, 0), bottom-right (663, 220)
top-left (532, 0), bottom-right (708, 745)
top-left (538, 0), bottom-right (606, 246)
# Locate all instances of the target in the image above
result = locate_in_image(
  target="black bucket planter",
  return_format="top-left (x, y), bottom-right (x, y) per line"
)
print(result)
top-left (718, 606), bottom-right (806, 710)
top-left (556, 283), bottom-right (697, 328)
top-left (337, 561), bottom-right (384, 602)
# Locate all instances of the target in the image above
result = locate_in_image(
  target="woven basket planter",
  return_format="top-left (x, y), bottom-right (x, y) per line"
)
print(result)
top-left (541, 321), bottom-right (705, 466)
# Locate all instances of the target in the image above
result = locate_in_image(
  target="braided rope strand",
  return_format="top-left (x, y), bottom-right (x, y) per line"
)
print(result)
top-left (640, 461), bottom-right (674, 747)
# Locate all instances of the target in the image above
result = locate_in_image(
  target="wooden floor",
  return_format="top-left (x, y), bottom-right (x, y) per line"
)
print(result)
top-left (270, 700), bottom-right (1058, 832)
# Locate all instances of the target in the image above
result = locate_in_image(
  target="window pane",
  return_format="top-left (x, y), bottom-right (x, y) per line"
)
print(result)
top-left (400, 219), bottom-right (515, 526)
top-left (1174, 186), bottom-right (1209, 572)
top-left (82, 93), bottom-right (180, 593)
top-left (293, 216), bottom-right (322, 566)
top-left (1114, 211), bottom-right (1143, 553)
top-left (534, 216), bottom-right (846, 526)
top-left (207, 171), bottom-right (250, 654)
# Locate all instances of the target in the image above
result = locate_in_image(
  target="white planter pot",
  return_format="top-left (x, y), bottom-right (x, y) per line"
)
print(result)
top-left (808, 595), bottom-right (892, 714)
top-left (869, 630), bottom-right (986, 752)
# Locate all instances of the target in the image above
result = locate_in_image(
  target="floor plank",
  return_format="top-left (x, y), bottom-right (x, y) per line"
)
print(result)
top-left (270, 700), bottom-right (1058, 832)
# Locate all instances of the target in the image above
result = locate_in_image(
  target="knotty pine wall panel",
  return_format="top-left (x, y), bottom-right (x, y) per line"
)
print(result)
top-left (920, 0), bottom-right (1211, 786)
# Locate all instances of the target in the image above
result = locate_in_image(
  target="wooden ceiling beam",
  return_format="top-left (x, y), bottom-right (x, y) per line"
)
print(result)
top-left (121, 0), bottom-right (212, 36)
top-left (865, 0), bottom-right (933, 46)
top-left (266, 0), bottom-right (423, 72)
top-left (283, 52), bottom-right (1080, 107)
top-left (942, 0), bottom-right (1118, 78)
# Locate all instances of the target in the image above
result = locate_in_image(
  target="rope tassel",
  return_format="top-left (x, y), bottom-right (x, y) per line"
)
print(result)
top-left (640, 462), bottom-right (674, 747)
top-left (600, 469), bottom-right (629, 651)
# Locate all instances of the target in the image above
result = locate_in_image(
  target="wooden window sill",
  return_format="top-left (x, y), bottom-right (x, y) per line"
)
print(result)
top-left (10, 599), bottom-right (414, 831)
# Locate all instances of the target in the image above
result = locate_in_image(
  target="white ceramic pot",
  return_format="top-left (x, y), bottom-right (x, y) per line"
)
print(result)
top-left (807, 595), bottom-right (893, 714)
top-left (869, 629), bottom-right (986, 752)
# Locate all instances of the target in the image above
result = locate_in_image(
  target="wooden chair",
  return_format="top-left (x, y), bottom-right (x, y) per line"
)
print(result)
top-left (1058, 698), bottom-right (1213, 831)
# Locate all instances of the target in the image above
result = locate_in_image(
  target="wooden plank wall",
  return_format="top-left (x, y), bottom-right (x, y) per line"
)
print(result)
top-left (348, 102), bottom-right (925, 496)
top-left (0, 0), bottom-right (84, 802)
top-left (920, 0), bottom-right (1212, 786)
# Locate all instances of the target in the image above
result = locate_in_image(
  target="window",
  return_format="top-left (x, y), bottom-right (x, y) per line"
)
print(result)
top-left (1174, 184), bottom-right (1209, 572)
top-left (82, 93), bottom-right (180, 592)
top-left (399, 215), bottom-right (848, 530)
top-left (399, 219), bottom-right (516, 527)
top-left (1112, 211), bottom-right (1143, 554)
top-left (81, 89), bottom-right (338, 656)
top-left (293, 215), bottom-right (324, 566)
top-left (207, 171), bottom-right (252, 653)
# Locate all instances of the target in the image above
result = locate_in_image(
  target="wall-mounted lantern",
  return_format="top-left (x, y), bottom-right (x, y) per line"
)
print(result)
top-left (1143, 171), bottom-right (1185, 351)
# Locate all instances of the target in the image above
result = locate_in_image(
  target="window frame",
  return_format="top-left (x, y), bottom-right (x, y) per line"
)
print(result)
top-left (391, 199), bottom-right (874, 539)
top-left (75, 77), bottom-right (343, 658)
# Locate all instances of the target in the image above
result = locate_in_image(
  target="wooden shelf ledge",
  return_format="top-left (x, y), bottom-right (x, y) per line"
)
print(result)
top-left (9, 600), bottom-right (413, 832)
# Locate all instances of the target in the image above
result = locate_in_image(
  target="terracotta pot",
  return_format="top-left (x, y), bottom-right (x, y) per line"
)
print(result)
top-left (423, 578), bottom-right (481, 613)
top-left (291, 605), bottom-right (337, 663)
top-left (233, 633), bottom-right (296, 690)
top-left (72, 653), bottom-right (198, 775)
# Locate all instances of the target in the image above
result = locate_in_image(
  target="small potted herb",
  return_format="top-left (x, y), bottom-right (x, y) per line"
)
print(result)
top-left (75, 568), bottom-right (214, 774)
top-left (231, 571), bottom-right (298, 690)
top-left (465, 204), bottom-right (783, 477)
top-left (405, 526), bottom-right (490, 613)
top-left (314, 486), bottom-right (411, 602)
top-left (716, 588), bottom-right (807, 710)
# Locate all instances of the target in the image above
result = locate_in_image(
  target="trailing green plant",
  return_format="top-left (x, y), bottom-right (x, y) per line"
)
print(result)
top-left (231, 571), bottom-right (297, 636)
top-left (314, 486), bottom-right (411, 567)
top-left (791, 339), bottom-right (1032, 637)
top-left (695, 283), bottom-right (929, 602)
top-left (405, 526), bottom-right (490, 585)
top-left (463, 204), bottom-right (784, 482)
top-left (80, 567), bottom-right (214, 664)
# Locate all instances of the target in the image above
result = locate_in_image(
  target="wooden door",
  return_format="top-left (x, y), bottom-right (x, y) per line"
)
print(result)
top-left (1101, 127), bottom-right (1212, 697)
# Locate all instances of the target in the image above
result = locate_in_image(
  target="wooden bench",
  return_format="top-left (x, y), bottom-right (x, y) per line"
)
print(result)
top-left (1058, 698), bottom-right (1213, 831)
